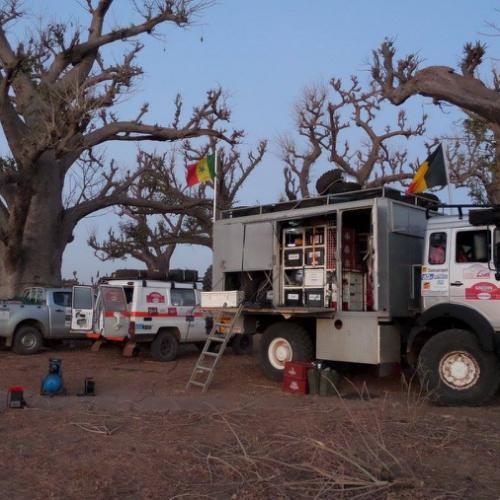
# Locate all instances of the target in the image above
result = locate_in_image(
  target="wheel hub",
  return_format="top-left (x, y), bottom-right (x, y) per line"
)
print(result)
top-left (21, 333), bottom-right (36, 348)
top-left (268, 338), bottom-right (292, 370)
top-left (439, 351), bottom-right (480, 390)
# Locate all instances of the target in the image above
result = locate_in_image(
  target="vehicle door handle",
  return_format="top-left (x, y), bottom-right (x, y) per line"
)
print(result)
top-left (55, 309), bottom-right (64, 312)
top-left (450, 281), bottom-right (463, 287)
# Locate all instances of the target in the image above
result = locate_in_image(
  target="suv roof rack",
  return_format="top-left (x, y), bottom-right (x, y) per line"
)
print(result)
top-left (425, 203), bottom-right (497, 220)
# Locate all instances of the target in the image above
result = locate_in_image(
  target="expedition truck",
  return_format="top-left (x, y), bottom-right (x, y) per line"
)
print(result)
top-left (0, 287), bottom-right (84, 354)
top-left (70, 270), bottom-right (251, 361)
top-left (203, 186), bottom-right (500, 405)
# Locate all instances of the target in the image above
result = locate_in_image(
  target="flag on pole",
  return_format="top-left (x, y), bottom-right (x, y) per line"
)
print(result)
top-left (406, 144), bottom-right (448, 194)
top-left (186, 154), bottom-right (216, 187)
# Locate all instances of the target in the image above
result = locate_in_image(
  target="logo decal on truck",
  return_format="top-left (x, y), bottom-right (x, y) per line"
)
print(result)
top-left (463, 264), bottom-right (491, 280)
top-left (465, 282), bottom-right (500, 300)
top-left (146, 292), bottom-right (165, 304)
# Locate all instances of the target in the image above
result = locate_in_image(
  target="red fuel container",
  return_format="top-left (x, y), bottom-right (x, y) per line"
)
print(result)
top-left (283, 375), bottom-right (308, 395)
top-left (284, 361), bottom-right (312, 380)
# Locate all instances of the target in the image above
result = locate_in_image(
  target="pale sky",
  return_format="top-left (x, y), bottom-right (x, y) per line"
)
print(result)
top-left (2, 1), bottom-right (499, 282)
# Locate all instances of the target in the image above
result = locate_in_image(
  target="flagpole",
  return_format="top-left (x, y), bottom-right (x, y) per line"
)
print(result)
top-left (213, 149), bottom-right (218, 223)
top-left (442, 140), bottom-right (453, 206)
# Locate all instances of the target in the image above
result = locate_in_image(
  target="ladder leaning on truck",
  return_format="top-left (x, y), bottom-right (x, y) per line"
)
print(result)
top-left (203, 187), bottom-right (500, 406)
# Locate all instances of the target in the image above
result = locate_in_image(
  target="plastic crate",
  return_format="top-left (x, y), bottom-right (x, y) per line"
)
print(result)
top-left (201, 290), bottom-right (244, 308)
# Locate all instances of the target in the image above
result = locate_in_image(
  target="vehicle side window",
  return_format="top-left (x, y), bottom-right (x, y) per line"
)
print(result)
top-left (73, 287), bottom-right (93, 309)
top-left (23, 287), bottom-right (46, 305)
top-left (170, 289), bottom-right (196, 306)
top-left (53, 292), bottom-right (72, 307)
top-left (456, 230), bottom-right (490, 263)
top-left (428, 232), bottom-right (447, 265)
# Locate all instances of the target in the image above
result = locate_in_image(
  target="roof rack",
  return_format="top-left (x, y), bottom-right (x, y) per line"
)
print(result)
top-left (221, 186), bottom-right (438, 220)
top-left (424, 203), bottom-right (496, 220)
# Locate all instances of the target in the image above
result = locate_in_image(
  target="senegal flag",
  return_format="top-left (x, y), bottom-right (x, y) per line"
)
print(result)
top-left (407, 144), bottom-right (447, 194)
top-left (186, 154), bottom-right (216, 187)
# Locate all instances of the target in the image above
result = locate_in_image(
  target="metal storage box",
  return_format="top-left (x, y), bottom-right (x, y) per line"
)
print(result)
top-left (305, 289), bottom-right (325, 307)
top-left (284, 249), bottom-right (303, 266)
top-left (305, 248), bottom-right (325, 266)
top-left (201, 291), bottom-right (244, 308)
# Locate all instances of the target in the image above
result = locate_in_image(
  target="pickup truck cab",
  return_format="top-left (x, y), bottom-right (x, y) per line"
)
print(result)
top-left (0, 287), bottom-right (83, 354)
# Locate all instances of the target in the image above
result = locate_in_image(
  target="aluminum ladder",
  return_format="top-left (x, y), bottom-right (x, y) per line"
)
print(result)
top-left (186, 304), bottom-right (244, 393)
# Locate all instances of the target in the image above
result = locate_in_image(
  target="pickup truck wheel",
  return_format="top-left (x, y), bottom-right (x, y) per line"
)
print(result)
top-left (417, 329), bottom-right (500, 406)
top-left (151, 331), bottom-right (179, 362)
top-left (259, 322), bottom-right (313, 381)
top-left (13, 326), bottom-right (43, 355)
top-left (232, 334), bottom-right (253, 355)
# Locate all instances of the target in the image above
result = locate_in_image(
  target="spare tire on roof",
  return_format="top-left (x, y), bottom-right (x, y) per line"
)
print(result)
top-left (316, 169), bottom-right (344, 195)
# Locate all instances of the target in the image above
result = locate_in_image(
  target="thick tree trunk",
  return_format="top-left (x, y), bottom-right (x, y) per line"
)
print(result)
top-left (0, 156), bottom-right (68, 299)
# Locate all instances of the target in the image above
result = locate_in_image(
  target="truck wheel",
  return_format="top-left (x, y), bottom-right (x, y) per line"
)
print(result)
top-left (151, 331), bottom-right (179, 362)
top-left (13, 325), bottom-right (43, 355)
top-left (259, 322), bottom-right (313, 381)
top-left (232, 334), bottom-right (253, 355)
top-left (417, 329), bottom-right (500, 406)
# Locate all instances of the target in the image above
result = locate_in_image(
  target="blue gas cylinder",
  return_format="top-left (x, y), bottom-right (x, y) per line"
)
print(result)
top-left (42, 373), bottom-right (62, 394)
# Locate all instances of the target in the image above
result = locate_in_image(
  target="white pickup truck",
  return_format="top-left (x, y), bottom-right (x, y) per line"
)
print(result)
top-left (0, 287), bottom-right (84, 354)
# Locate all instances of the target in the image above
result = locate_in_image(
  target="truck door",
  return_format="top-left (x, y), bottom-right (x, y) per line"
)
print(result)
top-left (169, 287), bottom-right (205, 341)
top-left (99, 285), bottom-right (130, 340)
top-left (50, 291), bottom-right (73, 337)
top-left (421, 230), bottom-right (451, 308)
top-left (450, 227), bottom-right (500, 328)
top-left (71, 286), bottom-right (94, 333)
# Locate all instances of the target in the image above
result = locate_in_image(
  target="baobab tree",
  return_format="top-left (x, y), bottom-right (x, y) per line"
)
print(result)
top-left (372, 39), bottom-right (500, 202)
top-left (89, 130), bottom-right (267, 270)
top-left (280, 79), bottom-right (426, 200)
top-left (0, 0), bottom-right (234, 298)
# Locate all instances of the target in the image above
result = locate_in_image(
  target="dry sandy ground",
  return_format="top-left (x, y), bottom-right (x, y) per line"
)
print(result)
top-left (1, 341), bottom-right (500, 499)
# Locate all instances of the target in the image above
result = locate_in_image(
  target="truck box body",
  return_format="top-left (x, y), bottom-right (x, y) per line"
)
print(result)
top-left (213, 192), bottom-right (427, 316)
top-left (210, 189), bottom-right (429, 364)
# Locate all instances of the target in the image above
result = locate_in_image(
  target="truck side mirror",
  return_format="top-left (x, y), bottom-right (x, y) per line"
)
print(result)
top-left (494, 228), bottom-right (500, 281)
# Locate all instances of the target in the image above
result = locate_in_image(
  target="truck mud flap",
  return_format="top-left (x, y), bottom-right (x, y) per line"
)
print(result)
top-left (90, 339), bottom-right (103, 353)
top-left (122, 341), bottom-right (137, 358)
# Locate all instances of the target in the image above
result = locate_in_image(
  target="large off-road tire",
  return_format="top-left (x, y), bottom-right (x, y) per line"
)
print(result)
top-left (13, 325), bottom-right (43, 355)
top-left (417, 329), bottom-right (500, 406)
top-left (231, 334), bottom-right (254, 355)
top-left (316, 169), bottom-right (343, 195)
top-left (258, 322), bottom-right (314, 381)
top-left (151, 330), bottom-right (179, 362)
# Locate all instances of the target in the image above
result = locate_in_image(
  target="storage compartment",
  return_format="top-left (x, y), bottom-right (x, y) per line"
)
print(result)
top-left (305, 248), bottom-right (325, 266)
top-left (284, 269), bottom-right (304, 286)
top-left (284, 248), bottom-right (303, 266)
top-left (305, 288), bottom-right (325, 307)
top-left (284, 289), bottom-right (303, 306)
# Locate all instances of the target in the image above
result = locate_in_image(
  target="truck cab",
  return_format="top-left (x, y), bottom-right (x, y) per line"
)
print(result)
top-left (408, 210), bottom-right (500, 405)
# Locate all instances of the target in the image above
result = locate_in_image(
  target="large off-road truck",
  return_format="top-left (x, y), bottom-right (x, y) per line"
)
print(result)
top-left (204, 186), bottom-right (500, 405)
